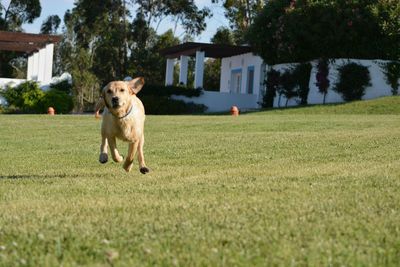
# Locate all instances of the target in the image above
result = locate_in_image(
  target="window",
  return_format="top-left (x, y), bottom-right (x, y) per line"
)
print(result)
top-left (247, 66), bottom-right (254, 94)
top-left (230, 68), bottom-right (242, 93)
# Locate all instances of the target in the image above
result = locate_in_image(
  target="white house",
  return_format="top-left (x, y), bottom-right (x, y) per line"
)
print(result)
top-left (160, 42), bottom-right (264, 112)
top-left (161, 42), bottom-right (396, 112)
top-left (0, 31), bottom-right (61, 105)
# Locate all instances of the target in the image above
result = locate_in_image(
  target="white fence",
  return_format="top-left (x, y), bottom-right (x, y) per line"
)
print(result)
top-left (272, 59), bottom-right (394, 108)
top-left (172, 90), bottom-right (259, 112)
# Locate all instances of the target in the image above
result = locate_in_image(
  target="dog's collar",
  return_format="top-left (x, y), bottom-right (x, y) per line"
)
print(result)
top-left (117, 105), bottom-right (133, 119)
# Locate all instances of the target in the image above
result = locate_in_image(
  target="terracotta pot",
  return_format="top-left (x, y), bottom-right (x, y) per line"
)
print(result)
top-left (230, 106), bottom-right (239, 116)
top-left (47, 107), bottom-right (55, 115)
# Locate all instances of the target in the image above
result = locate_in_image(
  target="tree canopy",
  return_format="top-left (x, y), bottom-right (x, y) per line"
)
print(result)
top-left (246, 0), bottom-right (400, 64)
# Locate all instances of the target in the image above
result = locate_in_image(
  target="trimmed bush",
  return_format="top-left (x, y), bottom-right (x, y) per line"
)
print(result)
top-left (49, 80), bottom-right (73, 95)
top-left (262, 68), bottom-right (280, 108)
top-left (38, 89), bottom-right (74, 114)
top-left (138, 84), bottom-right (203, 98)
top-left (334, 63), bottom-right (371, 101)
top-left (135, 84), bottom-right (205, 114)
top-left (315, 59), bottom-right (330, 104)
top-left (293, 62), bottom-right (312, 105)
top-left (381, 61), bottom-right (400, 95)
top-left (140, 95), bottom-right (206, 115)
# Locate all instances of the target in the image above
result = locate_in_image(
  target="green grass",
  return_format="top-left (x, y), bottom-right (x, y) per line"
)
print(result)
top-left (259, 96), bottom-right (400, 115)
top-left (1, 97), bottom-right (400, 266)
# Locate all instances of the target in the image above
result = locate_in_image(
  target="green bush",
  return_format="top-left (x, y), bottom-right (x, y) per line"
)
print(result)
top-left (279, 69), bottom-right (298, 107)
top-left (381, 61), bottom-right (400, 95)
top-left (49, 80), bottom-right (73, 95)
top-left (334, 63), bottom-right (371, 102)
top-left (315, 59), bottom-right (330, 104)
top-left (262, 68), bottom-right (281, 108)
top-left (38, 89), bottom-right (74, 114)
top-left (138, 84), bottom-right (203, 98)
top-left (0, 81), bottom-right (44, 113)
top-left (140, 95), bottom-right (206, 115)
top-left (292, 62), bottom-right (312, 105)
top-left (0, 81), bottom-right (74, 114)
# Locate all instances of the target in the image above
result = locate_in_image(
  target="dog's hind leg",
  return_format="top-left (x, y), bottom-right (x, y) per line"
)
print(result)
top-left (99, 133), bottom-right (108, 164)
top-left (138, 135), bottom-right (149, 174)
top-left (108, 136), bottom-right (124, 163)
top-left (123, 140), bottom-right (139, 172)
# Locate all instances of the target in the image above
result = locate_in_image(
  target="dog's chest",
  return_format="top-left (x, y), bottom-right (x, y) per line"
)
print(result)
top-left (115, 117), bottom-right (142, 142)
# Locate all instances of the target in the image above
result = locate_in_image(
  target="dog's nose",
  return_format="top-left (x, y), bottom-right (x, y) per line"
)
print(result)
top-left (111, 96), bottom-right (119, 103)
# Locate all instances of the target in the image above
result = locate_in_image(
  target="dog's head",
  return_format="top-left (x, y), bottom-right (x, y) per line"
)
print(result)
top-left (102, 77), bottom-right (145, 112)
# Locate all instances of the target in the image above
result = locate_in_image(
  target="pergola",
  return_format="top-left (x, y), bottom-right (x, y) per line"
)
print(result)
top-left (0, 31), bottom-right (62, 84)
top-left (160, 42), bottom-right (252, 88)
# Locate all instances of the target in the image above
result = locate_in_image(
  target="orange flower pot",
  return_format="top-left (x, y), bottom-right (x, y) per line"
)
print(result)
top-left (230, 106), bottom-right (239, 116)
top-left (47, 107), bottom-right (55, 115)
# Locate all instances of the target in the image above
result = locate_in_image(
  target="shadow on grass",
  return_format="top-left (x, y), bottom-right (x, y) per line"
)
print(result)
top-left (0, 173), bottom-right (81, 180)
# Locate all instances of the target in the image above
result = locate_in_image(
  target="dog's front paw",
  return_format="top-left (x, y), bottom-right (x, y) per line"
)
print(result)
top-left (123, 162), bottom-right (133, 172)
top-left (140, 167), bottom-right (150, 174)
top-left (99, 153), bottom-right (108, 164)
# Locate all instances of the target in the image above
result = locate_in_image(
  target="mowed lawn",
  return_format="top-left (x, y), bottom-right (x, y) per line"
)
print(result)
top-left (1, 98), bottom-right (400, 266)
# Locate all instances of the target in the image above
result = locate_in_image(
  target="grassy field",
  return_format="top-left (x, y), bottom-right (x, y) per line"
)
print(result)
top-left (1, 97), bottom-right (400, 266)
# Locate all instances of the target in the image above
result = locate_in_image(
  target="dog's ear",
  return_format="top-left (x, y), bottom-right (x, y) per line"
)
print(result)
top-left (102, 83), bottom-right (109, 98)
top-left (127, 77), bottom-right (145, 95)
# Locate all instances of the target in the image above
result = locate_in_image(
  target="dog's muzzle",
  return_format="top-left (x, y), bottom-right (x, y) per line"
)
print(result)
top-left (111, 96), bottom-right (120, 108)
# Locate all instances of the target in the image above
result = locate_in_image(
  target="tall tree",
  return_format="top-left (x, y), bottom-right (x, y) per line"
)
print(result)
top-left (212, 0), bottom-right (264, 44)
top-left (131, 0), bottom-right (212, 36)
top-left (40, 15), bottom-right (61, 34)
top-left (0, 0), bottom-right (41, 31)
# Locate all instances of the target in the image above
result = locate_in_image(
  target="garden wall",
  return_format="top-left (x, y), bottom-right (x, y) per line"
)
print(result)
top-left (271, 59), bottom-right (393, 108)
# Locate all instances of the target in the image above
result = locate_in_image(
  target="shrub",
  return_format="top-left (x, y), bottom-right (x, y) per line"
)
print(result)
top-left (292, 62), bottom-right (312, 105)
top-left (262, 68), bottom-right (280, 108)
top-left (381, 61), bottom-right (400, 95)
top-left (38, 89), bottom-right (74, 114)
top-left (49, 80), bottom-right (73, 95)
top-left (315, 59), bottom-right (330, 104)
top-left (0, 81), bottom-right (44, 113)
top-left (334, 63), bottom-right (371, 101)
top-left (140, 95), bottom-right (206, 115)
top-left (280, 69), bottom-right (297, 107)
top-left (138, 84), bottom-right (203, 98)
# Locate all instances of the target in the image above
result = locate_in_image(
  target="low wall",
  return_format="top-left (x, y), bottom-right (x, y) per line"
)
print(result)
top-left (271, 59), bottom-right (394, 108)
top-left (172, 90), bottom-right (259, 112)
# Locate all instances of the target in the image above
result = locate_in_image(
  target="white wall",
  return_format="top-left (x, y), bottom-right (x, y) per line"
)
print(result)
top-left (270, 59), bottom-right (395, 108)
top-left (220, 53), bottom-right (264, 98)
top-left (172, 91), bottom-right (259, 112)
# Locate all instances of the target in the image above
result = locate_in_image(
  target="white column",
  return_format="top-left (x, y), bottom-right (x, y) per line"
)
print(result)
top-left (43, 43), bottom-right (54, 84)
top-left (27, 54), bottom-right (34, 80)
top-left (165, 58), bottom-right (175, 86)
top-left (32, 52), bottom-right (40, 81)
top-left (37, 47), bottom-right (46, 82)
top-left (194, 51), bottom-right (205, 89)
top-left (179, 55), bottom-right (189, 85)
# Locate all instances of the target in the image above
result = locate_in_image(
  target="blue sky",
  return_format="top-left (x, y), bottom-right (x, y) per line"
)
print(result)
top-left (15, 0), bottom-right (229, 43)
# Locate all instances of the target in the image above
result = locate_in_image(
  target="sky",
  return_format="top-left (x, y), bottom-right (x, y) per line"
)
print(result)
top-left (14, 0), bottom-right (230, 43)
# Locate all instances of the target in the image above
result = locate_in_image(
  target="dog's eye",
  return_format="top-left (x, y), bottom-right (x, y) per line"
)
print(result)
top-left (120, 89), bottom-right (125, 92)
top-left (107, 89), bottom-right (112, 94)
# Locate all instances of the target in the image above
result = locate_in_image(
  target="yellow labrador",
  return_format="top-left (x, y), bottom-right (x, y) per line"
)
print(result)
top-left (99, 77), bottom-right (149, 174)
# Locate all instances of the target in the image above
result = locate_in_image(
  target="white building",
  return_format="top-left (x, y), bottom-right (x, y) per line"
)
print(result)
top-left (0, 31), bottom-right (61, 105)
top-left (161, 42), bottom-right (396, 112)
